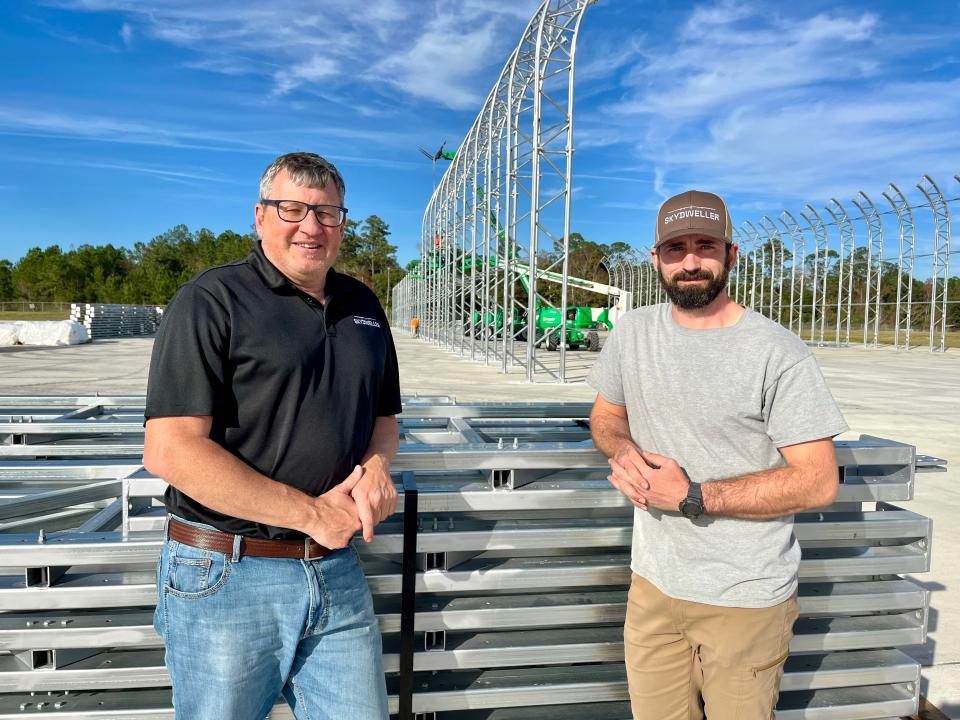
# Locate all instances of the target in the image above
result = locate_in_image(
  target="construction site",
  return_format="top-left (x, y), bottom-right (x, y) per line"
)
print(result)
top-left (1, 0), bottom-right (959, 719)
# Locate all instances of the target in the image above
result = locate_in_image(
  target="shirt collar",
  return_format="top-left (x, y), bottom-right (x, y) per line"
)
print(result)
top-left (247, 241), bottom-right (348, 299)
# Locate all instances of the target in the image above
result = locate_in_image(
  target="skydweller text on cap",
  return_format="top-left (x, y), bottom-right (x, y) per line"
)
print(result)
top-left (655, 190), bottom-right (732, 248)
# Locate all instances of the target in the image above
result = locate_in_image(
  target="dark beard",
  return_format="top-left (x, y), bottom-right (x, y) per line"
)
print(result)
top-left (658, 260), bottom-right (731, 310)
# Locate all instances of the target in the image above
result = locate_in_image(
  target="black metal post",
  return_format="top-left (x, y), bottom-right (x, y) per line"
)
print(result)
top-left (398, 471), bottom-right (418, 720)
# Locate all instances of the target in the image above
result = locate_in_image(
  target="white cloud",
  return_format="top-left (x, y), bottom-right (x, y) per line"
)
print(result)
top-left (653, 167), bottom-right (668, 200)
top-left (585, 2), bottom-right (960, 206)
top-left (611, 7), bottom-right (883, 120)
top-left (373, 17), bottom-right (501, 110)
top-left (49, 0), bottom-right (541, 109)
top-left (0, 106), bottom-right (271, 154)
top-left (273, 56), bottom-right (339, 96)
top-left (643, 78), bottom-right (960, 201)
top-left (682, 0), bottom-right (754, 32)
top-left (119, 21), bottom-right (132, 47)
top-left (73, 160), bottom-right (244, 185)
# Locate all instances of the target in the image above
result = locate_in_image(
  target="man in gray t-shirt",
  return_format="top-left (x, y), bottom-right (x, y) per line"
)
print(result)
top-left (587, 190), bottom-right (847, 720)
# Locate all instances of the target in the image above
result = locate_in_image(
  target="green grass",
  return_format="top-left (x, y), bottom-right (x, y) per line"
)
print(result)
top-left (0, 311), bottom-right (70, 322)
top-left (872, 329), bottom-right (960, 350)
top-left (806, 328), bottom-right (960, 349)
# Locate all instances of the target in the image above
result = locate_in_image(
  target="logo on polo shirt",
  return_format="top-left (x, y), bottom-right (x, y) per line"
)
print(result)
top-left (353, 316), bottom-right (381, 328)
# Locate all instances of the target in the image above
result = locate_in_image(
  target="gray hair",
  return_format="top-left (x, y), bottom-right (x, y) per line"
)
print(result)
top-left (258, 152), bottom-right (346, 204)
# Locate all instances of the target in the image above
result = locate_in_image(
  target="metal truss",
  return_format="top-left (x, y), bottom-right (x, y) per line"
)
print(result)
top-left (825, 199), bottom-right (855, 346)
top-left (917, 175), bottom-right (951, 352)
top-left (883, 184), bottom-right (917, 350)
top-left (735, 225), bottom-right (760, 311)
top-left (744, 221), bottom-right (768, 315)
top-left (759, 216), bottom-right (785, 324)
top-left (779, 211), bottom-right (806, 337)
top-left (851, 192), bottom-right (884, 347)
top-left (409, 0), bottom-right (596, 383)
top-left (801, 206), bottom-right (830, 347)
top-left (725, 173), bottom-right (958, 353)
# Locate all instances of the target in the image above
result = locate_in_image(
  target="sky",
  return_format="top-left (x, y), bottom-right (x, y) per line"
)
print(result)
top-left (1, 0), bottom-right (958, 269)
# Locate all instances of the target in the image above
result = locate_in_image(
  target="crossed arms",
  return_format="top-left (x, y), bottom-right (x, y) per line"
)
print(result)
top-left (143, 414), bottom-right (398, 549)
top-left (589, 394), bottom-right (839, 519)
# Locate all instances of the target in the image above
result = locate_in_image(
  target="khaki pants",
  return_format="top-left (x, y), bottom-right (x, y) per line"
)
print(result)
top-left (625, 573), bottom-right (799, 720)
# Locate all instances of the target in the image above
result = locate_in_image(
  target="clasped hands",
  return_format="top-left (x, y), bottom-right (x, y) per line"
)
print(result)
top-left (608, 444), bottom-right (689, 512)
top-left (308, 457), bottom-right (398, 549)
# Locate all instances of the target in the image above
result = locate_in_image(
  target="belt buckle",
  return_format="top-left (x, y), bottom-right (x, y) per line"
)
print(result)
top-left (303, 538), bottom-right (325, 561)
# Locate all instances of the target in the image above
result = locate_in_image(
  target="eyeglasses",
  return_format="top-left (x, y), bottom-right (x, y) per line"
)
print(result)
top-left (260, 199), bottom-right (348, 227)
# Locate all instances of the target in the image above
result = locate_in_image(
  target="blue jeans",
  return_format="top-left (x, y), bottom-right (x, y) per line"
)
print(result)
top-left (154, 517), bottom-right (388, 720)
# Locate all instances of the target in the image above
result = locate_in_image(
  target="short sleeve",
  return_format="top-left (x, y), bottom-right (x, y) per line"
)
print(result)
top-left (586, 324), bottom-right (626, 406)
top-left (377, 322), bottom-right (403, 416)
top-left (145, 283), bottom-right (229, 418)
top-left (763, 355), bottom-right (848, 447)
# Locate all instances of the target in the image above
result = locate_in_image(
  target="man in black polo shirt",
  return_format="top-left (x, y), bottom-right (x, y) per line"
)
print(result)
top-left (143, 152), bottom-right (400, 719)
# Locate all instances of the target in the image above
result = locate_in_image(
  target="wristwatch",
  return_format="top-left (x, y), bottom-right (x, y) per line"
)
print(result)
top-left (678, 479), bottom-right (705, 520)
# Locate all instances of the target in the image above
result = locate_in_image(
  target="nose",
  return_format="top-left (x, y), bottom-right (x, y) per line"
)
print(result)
top-left (681, 250), bottom-right (701, 272)
top-left (297, 208), bottom-right (323, 235)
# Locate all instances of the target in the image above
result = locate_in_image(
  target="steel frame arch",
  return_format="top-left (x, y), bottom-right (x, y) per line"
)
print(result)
top-left (851, 192), bottom-right (884, 348)
top-left (732, 227), bottom-right (751, 307)
top-left (732, 227), bottom-right (752, 309)
top-left (724, 171), bottom-right (955, 352)
top-left (779, 211), bottom-right (806, 337)
top-left (420, 0), bottom-right (595, 382)
top-left (741, 222), bottom-right (766, 314)
top-left (801, 205), bottom-right (830, 347)
top-left (759, 216), bottom-right (784, 324)
top-left (825, 199), bottom-right (855, 346)
top-left (881, 184), bottom-right (917, 350)
top-left (917, 175), bottom-right (951, 353)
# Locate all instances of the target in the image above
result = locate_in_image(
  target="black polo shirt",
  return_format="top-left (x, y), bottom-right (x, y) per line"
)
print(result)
top-left (145, 241), bottom-right (402, 539)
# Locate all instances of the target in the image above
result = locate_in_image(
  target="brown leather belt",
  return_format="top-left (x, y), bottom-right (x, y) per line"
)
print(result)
top-left (167, 518), bottom-right (334, 561)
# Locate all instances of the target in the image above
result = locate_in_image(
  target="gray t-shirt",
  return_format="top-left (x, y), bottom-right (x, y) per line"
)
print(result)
top-left (587, 304), bottom-right (848, 608)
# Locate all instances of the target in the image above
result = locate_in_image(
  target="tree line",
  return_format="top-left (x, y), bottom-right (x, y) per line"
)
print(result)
top-left (0, 215), bottom-right (406, 309)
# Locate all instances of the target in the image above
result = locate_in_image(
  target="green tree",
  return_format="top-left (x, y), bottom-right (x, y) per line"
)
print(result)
top-left (336, 219), bottom-right (364, 274)
top-left (357, 215), bottom-right (397, 282)
top-left (12, 246), bottom-right (68, 301)
top-left (0, 259), bottom-right (15, 301)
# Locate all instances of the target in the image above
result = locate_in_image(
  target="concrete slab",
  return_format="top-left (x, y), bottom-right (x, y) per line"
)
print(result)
top-left (0, 332), bottom-right (956, 714)
top-left (0, 337), bottom-right (155, 394)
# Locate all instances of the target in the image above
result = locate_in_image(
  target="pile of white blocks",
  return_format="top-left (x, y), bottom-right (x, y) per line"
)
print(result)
top-left (0, 320), bottom-right (90, 347)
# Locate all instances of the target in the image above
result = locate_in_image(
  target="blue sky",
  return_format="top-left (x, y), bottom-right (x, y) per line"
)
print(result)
top-left (1, 0), bottom-right (958, 268)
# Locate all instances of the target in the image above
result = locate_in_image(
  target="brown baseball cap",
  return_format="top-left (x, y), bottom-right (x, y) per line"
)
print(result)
top-left (654, 190), bottom-right (732, 247)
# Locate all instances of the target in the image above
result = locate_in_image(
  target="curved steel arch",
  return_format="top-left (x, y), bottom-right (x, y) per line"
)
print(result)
top-left (825, 199), bottom-right (855, 347)
top-left (881, 184), bottom-right (917, 350)
top-left (851, 192), bottom-right (884, 348)
top-left (917, 175), bottom-right (951, 353)
top-left (733, 224), bottom-right (757, 310)
top-left (759, 216), bottom-right (784, 324)
top-left (801, 206), bottom-right (830, 347)
top-left (712, 171), bottom-right (955, 352)
top-left (420, 0), bottom-right (596, 381)
top-left (778, 211), bottom-right (806, 337)
top-left (742, 221), bottom-right (767, 315)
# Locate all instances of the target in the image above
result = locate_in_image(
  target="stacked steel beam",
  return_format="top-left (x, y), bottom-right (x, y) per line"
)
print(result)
top-left (0, 395), bottom-right (943, 719)
top-left (69, 304), bottom-right (164, 339)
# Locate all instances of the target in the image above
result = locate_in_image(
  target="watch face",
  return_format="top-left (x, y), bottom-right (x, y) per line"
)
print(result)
top-left (680, 499), bottom-right (702, 519)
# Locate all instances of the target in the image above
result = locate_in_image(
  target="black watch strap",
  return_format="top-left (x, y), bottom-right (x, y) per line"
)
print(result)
top-left (679, 480), bottom-right (704, 519)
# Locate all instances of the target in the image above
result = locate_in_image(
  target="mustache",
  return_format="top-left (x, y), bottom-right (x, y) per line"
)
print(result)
top-left (671, 270), bottom-right (714, 282)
